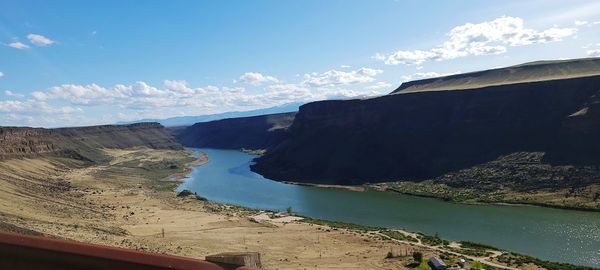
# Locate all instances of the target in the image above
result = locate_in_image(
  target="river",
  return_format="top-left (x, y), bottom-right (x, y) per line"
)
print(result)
top-left (177, 148), bottom-right (600, 267)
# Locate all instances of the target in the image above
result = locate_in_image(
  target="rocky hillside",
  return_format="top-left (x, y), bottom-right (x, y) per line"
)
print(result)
top-left (393, 57), bottom-right (600, 93)
top-left (252, 75), bottom-right (600, 186)
top-left (177, 112), bottom-right (296, 150)
top-left (0, 122), bottom-right (182, 161)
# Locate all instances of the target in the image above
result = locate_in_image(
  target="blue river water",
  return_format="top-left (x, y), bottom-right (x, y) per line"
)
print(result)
top-left (176, 148), bottom-right (600, 267)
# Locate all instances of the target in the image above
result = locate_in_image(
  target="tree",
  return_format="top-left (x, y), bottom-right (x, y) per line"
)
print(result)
top-left (286, 206), bottom-right (293, 215)
top-left (412, 251), bottom-right (423, 262)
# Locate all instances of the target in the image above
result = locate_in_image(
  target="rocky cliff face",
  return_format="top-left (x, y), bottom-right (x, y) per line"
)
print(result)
top-left (252, 76), bottom-right (600, 185)
top-left (0, 122), bottom-right (182, 161)
top-left (177, 112), bottom-right (296, 150)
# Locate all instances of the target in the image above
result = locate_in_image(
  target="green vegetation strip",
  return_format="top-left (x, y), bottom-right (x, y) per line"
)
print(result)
top-left (417, 233), bottom-right (448, 246)
top-left (379, 230), bottom-right (418, 242)
top-left (300, 216), bottom-right (382, 231)
top-left (459, 241), bottom-right (499, 251)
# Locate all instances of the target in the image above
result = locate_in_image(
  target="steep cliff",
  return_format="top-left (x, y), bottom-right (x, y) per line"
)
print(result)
top-left (252, 75), bottom-right (600, 185)
top-left (177, 112), bottom-right (296, 150)
top-left (0, 122), bottom-right (182, 161)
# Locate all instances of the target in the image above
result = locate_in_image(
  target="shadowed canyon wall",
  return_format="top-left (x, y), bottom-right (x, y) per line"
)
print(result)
top-left (252, 76), bottom-right (600, 185)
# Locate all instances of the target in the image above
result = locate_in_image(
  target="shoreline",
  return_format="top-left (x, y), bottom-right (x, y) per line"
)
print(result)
top-left (0, 147), bottom-right (594, 269)
top-left (381, 186), bottom-right (600, 213)
top-left (171, 157), bottom-right (519, 269)
top-left (4, 148), bottom-right (432, 269)
top-left (178, 149), bottom-right (598, 269)
top-left (279, 178), bottom-right (600, 212)
top-left (163, 149), bottom-right (208, 183)
top-left (281, 181), bottom-right (367, 192)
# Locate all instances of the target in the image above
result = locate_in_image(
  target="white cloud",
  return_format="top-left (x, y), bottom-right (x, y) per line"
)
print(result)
top-left (574, 20), bottom-right (600, 27)
top-left (8, 62), bottom-right (389, 127)
top-left (3, 71), bottom-right (394, 127)
top-left (371, 53), bottom-right (386, 61)
top-left (588, 49), bottom-right (600, 57)
top-left (4, 90), bottom-right (24, 98)
top-left (31, 91), bottom-right (48, 101)
top-left (0, 71), bottom-right (3, 78)
top-left (385, 50), bottom-right (440, 66)
top-left (0, 99), bottom-right (81, 114)
top-left (22, 75), bottom-right (386, 120)
top-left (237, 72), bottom-right (279, 86)
top-left (340, 64), bottom-right (351, 68)
top-left (379, 16), bottom-right (577, 65)
top-left (27, 34), bottom-right (55, 46)
top-left (163, 80), bottom-right (203, 94)
top-left (9, 41), bottom-right (29, 49)
top-left (303, 67), bottom-right (383, 86)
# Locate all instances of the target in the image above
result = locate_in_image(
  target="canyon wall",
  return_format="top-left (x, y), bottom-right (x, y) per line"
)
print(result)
top-left (252, 76), bottom-right (600, 185)
top-left (177, 112), bottom-right (296, 150)
top-left (0, 122), bottom-right (182, 161)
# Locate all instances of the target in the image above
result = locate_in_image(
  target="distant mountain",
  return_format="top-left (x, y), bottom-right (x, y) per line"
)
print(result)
top-left (117, 102), bottom-right (303, 127)
top-left (392, 57), bottom-right (600, 93)
top-left (177, 112), bottom-right (296, 150)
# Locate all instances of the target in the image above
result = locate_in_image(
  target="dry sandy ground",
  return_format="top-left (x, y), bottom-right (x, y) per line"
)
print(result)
top-left (0, 148), bottom-right (431, 269)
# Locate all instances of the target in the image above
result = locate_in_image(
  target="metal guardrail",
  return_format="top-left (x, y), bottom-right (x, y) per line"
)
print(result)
top-left (0, 232), bottom-right (259, 270)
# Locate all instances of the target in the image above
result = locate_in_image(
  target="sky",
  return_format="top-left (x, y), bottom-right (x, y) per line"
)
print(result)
top-left (1, 0), bottom-right (600, 127)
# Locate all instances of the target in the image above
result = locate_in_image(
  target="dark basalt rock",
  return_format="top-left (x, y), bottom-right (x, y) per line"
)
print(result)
top-left (251, 75), bottom-right (600, 186)
top-left (176, 112), bottom-right (296, 150)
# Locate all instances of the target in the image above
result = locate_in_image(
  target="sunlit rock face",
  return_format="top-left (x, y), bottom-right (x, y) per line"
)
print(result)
top-left (0, 122), bottom-right (182, 161)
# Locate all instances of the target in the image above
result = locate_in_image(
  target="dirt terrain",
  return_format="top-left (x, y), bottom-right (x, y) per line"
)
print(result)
top-left (0, 148), bottom-right (435, 269)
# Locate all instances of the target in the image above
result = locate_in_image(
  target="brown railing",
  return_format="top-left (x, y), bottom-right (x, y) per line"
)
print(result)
top-left (0, 232), bottom-right (260, 270)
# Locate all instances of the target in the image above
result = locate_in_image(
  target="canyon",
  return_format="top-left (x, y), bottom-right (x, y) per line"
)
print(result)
top-left (177, 112), bottom-right (296, 150)
top-left (0, 122), bottom-right (182, 161)
top-left (252, 75), bottom-right (600, 187)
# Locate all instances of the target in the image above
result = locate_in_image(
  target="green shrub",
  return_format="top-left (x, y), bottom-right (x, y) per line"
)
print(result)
top-left (459, 241), bottom-right (499, 251)
top-left (380, 230), bottom-right (418, 242)
top-left (412, 251), bottom-right (423, 262)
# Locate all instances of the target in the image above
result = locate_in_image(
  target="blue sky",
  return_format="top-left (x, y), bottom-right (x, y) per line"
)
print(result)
top-left (1, 0), bottom-right (600, 127)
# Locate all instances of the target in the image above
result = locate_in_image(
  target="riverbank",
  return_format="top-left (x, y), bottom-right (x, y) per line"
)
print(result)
top-left (180, 149), bottom-right (599, 269)
top-left (163, 149), bottom-right (209, 183)
top-left (374, 181), bottom-right (600, 212)
top-left (281, 178), bottom-right (600, 213)
top-left (282, 181), bottom-right (367, 192)
top-left (0, 148), bottom-right (439, 269)
top-left (1, 148), bottom-right (595, 269)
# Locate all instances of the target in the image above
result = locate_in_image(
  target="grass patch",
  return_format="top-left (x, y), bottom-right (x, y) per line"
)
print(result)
top-left (447, 247), bottom-right (491, 257)
top-left (417, 260), bottom-right (432, 270)
top-left (379, 230), bottom-right (418, 242)
top-left (301, 217), bottom-right (381, 231)
top-left (459, 241), bottom-right (500, 251)
top-left (152, 181), bottom-right (179, 192)
top-left (417, 233), bottom-right (447, 246)
top-left (386, 181), bottom-right (480, 202)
